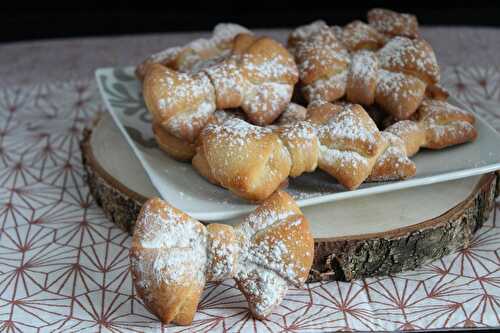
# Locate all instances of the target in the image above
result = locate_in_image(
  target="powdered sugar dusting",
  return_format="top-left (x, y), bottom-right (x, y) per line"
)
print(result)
top-left (375, 69), bottom-right (425, 117)
top-left (302, 70), bottom-right (348, 102)
top-left (204, 59), bottom-right (244, 103)
top-left (350, 51), bottom-right (378, 84)
top-left (235, 262), bottom-right (288, 317)
top-left (277, 103), bottom-right (308, 124)
top-left (318, 105), bottom-right (380, 153)
top-left (206, 230), bottom-right (240, 281)
top-left (131, 196), bottom-right (312, 320)
top-left (377, 37), bottom-right (440, 83)
top-left (288, 20), bottom-right (329, 48)
top-left (369, 131), bottom-right (414, 181)
top-left (166, 100), bottom-right (215, 140)
top-left (367, 8), bottom-right (418, 38)
top-left (144, 23), bottom-right (250, 72)
top-left (243, 53), bottom-right (298, 83)
top-left (319, 145), bottom-right (369, 170)
top-left (243, 82), bottom-right (293, 121)
top-left (204, 117), bottom-right (272, 146)
top-left (133, 203), bottom-right (208, 289)
top-left (277, 121), bottom-right (317, 144)
top-left (294, 30), bottom-right (350, 83)
top-left (420, 98), bottom-right (473, 118)
top-left (340, 20), bottom-right (384, 51)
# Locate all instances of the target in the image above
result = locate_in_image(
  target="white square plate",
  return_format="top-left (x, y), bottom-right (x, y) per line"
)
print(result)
top-left (96, 67), bottom-right (500, 221)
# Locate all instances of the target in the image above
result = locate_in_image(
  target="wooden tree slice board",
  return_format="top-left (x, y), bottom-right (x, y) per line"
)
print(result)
top-left (81, 114), bottom-right (499, 282)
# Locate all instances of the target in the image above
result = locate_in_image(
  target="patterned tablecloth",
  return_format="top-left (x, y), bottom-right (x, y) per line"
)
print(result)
top-left (1, 28), bottom-right (500, 332)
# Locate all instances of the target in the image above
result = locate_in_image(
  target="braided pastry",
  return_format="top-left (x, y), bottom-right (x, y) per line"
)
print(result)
top-left (130, 191), bottom-right (314, 325)
top-left (289, 11), bottom-right (439, 120)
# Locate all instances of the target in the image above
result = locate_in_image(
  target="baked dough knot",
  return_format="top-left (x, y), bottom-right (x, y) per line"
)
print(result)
top-left (193, 115), bottom-right (322, 201)
top-left (129, 191), bottom-right (314, 325)
top-left (142, 34), bottom-right (299, 143)
top-left (289, 9), bottom-right (439, 120)
top-left (363, 96), bottom-right (477, 182)
top-left (307, 101), bottom-right (389, 189)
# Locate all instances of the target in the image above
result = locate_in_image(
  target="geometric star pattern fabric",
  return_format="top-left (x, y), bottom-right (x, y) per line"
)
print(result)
top-left (0, 66), bottom-right (499, 332)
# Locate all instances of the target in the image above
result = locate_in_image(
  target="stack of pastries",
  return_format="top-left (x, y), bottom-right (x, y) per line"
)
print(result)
top-left (137, 8), bottom-right (477, 202)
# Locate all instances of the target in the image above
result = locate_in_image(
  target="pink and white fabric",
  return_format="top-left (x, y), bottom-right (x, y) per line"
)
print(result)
top-left (1, 28), bottom-right (500, 332)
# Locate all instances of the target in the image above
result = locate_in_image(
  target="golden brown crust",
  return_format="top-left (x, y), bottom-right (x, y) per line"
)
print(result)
top-left (143, 64), bottom-right (216, 142)
top-left (143, 33), bottom-right (298, 151)
top-left (425, 84), bottom-right (450, 101)
top-left (346, 51), bottom-right (379, 106)
top-left (374, 69), bottom-right (427, 119)
top-left (152, 121), bottom-right (196, 161)
top-left (340, 20), bottom-right (387, 51)
top-left (196, 118), bottom-right (292, 202)
top-left (377, 37), bottom-right (440, 86)
top-left (276, 103), bottom-right (308, 125)
top-left (138, 13), bottom-right (478, 202)
top-left (130, 192), bottom-right (314, 325)
top-left (289, 14), bottom-right (438, 120)
top-left (307, 102), bottom-right (389, 189)
top-left (369, 98), bottom-right (478, 181)
top-left (287, 20), bottom-right (329, 53)
top-left (367, 8), bottom-right (419, 39)
top-left (135, 23), bottom-right (251, 80)
top-left (191, 147), bottom-right (220, 186)
top-left (236, 36), bottom-right (299, 125)
top-left (415, 98), bottom-right (478, 149)
top-left (130, 198), bottom-right (207, 325)
top-left (385, 120), bottom-right (426, 157)
top-left (368, 131), bottom-right (416, 182)
top-left (292, 28), bottom-right (350, 102)
top-left (273, 122), bottom-right (319, 177)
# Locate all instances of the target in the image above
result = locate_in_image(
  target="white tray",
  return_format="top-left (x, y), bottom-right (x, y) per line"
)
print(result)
top-left (96, 67), bottom-right (500, 221)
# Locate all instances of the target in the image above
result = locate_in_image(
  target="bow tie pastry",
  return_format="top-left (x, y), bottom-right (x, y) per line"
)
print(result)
top-left (129, 191), bottom-right (314, 326)
top-left (142, 33), bottom-right (298, 145)
top-left (288, 10), bottom-right (440, 120)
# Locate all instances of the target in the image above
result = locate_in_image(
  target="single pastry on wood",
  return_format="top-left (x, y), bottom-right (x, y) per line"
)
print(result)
top-left (130, 191), bottom-right (314, 325)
